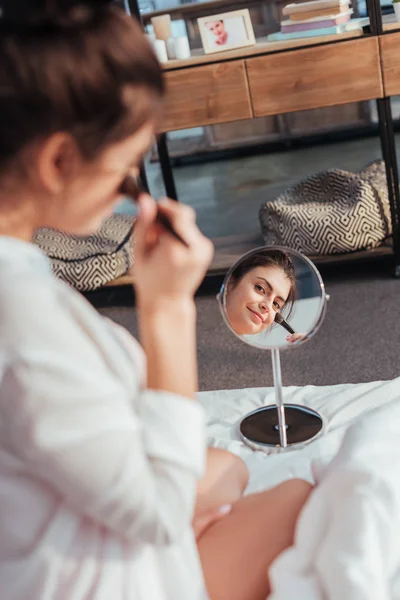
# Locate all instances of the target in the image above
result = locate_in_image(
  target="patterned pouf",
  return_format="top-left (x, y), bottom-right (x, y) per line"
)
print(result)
top-left (34, 214), bottom-right (134, 292)
top-left (259, 160), bottom-right (392, 255)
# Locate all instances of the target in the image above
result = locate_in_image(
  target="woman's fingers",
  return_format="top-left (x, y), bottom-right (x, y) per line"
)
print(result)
top-left (155, 201), bottom-right (214, 268)
top-left (137, 193), bottom-right (158, 225)
top-left (133, 195), bottom-right (213, 301)
top-left (158, 197), bottom-right (196, 222)
top-left (134, 193), bottom-right (159, 256)
top-left (135, 195), bottom-right (199, 251)
top-left (286, 333), bottom-right (306, 343)
top-left (156, 200), bottom-right (199, 246)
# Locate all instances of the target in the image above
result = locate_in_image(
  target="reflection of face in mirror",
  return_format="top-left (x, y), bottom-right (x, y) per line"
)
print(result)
top-left (220, 246), bottom-right (327, 350)
top-left (225, 249), bottom-right (296, 337)
top-left (221, 246), bottom-right (327, 449)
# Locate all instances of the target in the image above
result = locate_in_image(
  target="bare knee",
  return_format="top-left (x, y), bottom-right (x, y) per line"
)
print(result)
top-left (196, 449), bottom-right (249, 514)
top-left (201, 448), bottom-right (249, 494)
top-left (228, 451), bottom-right (249, 494)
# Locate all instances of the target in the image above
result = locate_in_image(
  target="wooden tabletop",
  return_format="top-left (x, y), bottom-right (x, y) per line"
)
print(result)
top-left (162, 30), bottom-right (365, 71)
top-left (383, 13), bottom-right (400, 32)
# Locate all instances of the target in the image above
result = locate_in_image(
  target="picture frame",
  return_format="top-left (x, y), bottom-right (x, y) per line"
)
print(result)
top-left (198, 9), bottom-right (256, 55)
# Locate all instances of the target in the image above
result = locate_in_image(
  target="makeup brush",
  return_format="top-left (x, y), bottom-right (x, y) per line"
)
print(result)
top-left (119, 175), bottom-right (189, 248)
top-left (274, 312), bottom-right (296, 335)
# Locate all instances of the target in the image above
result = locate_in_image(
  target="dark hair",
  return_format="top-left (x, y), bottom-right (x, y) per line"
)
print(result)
top-left (0, 1), bottom-right (164, 174)
top-left (229, 247), bottom-right (297, 320)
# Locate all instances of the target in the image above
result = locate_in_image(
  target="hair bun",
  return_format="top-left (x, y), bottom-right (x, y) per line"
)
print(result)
top-left (0, 0), bottom-right (113, 25)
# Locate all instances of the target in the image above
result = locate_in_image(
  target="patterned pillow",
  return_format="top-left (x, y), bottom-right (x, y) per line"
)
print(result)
top-left (33, 214), bottom-right (134, 291)
top-left (259, 160), bottom-right (392, 256)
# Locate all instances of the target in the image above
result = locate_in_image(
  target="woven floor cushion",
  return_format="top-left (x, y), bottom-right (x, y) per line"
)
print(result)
top-left (259, 160), bottom-right (392, 256)
top-left (34, 214), bottom-right (134, 292)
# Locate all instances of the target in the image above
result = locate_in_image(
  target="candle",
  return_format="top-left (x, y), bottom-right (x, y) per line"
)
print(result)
top-left (153, 39), bottom-right (168, 63)
top-left (151, 15), bottom-right (172, 42)
top-left (145, 32), bottom-right (156, 45)
top-left (166, 37), bottom-right (176, 60)
top-left (174, 36), bottom-right (191, 60)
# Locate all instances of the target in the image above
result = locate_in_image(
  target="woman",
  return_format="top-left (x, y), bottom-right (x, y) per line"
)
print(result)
top-left (206, 19), bottom-right (228, 46)
top-left (225, 248), bottom-right (300, 343)
top-left (205, 17), bottom-right (246, 48)
top-left (0, 2), bottom-right (311, 599)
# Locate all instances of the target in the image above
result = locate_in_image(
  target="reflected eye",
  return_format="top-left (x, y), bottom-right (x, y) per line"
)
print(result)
top-left (255, 284), bottom-right (265, 294)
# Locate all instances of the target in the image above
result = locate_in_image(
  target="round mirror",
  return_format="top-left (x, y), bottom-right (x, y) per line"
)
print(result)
top-left (218, 246), bottom-right (327, 350)
top-left (217, 246), bottom-right (328, 451)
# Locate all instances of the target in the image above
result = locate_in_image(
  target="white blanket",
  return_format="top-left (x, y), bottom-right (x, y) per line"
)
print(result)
top-left (199, 377), bottom-right (400, 599)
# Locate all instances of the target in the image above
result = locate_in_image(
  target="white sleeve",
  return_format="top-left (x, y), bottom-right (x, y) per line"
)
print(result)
top-left (103, 317), bottom-right (148, 389)
top-left (2, 282), bottom-right (206, 546)
top-left (6, 359), bottom-right (206, 546)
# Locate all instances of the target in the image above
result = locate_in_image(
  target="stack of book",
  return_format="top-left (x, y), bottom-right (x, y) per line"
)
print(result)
top-left (269, 0), bottom-right (368, 41)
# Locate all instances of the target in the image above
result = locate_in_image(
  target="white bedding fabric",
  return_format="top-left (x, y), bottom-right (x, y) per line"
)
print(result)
top-left (199, 377), bottom-right (400, 600)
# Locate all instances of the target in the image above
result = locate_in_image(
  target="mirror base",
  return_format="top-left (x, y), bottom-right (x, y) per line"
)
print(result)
top-left (240, 404), bottom-right (324, 451)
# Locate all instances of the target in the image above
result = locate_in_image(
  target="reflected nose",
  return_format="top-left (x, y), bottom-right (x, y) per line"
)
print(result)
top-left (259, 298), bottom-right (273, 313)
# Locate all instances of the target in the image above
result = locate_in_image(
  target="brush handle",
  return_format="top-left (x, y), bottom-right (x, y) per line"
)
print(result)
top-left (119, 175), bottom-right (189, 247)
top-left (280, 320), bottom-right (296, 335)
top-left (156, 211), bottom-right (189, 247)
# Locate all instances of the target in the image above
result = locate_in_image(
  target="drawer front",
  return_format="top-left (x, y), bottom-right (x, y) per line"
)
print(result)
top-left (161, 61), bottom-right (252, 132)
top-left (246, 37), bottom-right (383, 117)
top-left (380, 33), bottom-right (400, 97)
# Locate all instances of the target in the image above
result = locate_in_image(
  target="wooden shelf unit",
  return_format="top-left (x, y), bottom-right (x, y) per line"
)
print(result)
top-left (111, 30), bottom-right (400, 287)
top-left (160, 36), bottom-right (383, 134)
top-left (380, 32), bottom-right (400, 97)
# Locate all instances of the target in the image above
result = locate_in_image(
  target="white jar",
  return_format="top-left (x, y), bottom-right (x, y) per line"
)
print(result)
top-left (174, 36), bottom-right (191, 60)
top-left (145, 32), bottom-right (156, 45)
top-left (166, 37), bottom-right (177, 60)
top-left (153, 39), bottom-right (168, 63)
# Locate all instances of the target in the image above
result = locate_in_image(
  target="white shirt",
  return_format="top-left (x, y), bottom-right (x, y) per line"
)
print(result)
top-left (0, 236), bottom-right (208, 600)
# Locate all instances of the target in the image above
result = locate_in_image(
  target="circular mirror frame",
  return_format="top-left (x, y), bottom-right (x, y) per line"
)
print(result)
top-left (217, 245), bottom-right (328, 351)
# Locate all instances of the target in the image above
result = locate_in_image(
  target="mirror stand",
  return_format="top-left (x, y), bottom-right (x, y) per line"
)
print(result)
top-left (219, 245), bottom-right (329, 452)
top-left (272, 348), bottom-right (287, 448)
top-left (240, 348), bottom-right (325, 451)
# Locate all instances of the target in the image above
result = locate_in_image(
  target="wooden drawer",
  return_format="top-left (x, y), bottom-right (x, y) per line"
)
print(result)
top-left (287, 102), bottom-right (372, 134)
top-left (380, 33), bottom-right (400, 97)
top-left (246, 37), bottom-right (383, 117)
top-left (160, 61), bottom-right (252, 132)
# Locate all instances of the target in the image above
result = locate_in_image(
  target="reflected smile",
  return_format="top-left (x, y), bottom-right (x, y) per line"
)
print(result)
top-left (247, 307), bottom-right (264, 323)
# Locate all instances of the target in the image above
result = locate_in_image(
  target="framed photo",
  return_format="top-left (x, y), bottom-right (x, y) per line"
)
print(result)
top-left (198, 9), bottom-right (256, 55)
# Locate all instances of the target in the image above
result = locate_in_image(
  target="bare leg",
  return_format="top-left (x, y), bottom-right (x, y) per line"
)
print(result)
top-left (196, 448), bottom-right (249, 515)
top-left (198, 479), bottom-right (312, 600)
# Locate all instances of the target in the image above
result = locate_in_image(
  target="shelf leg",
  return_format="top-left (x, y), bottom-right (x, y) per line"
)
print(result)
top-left (157, 134), bottom-right (178, 201)
top-left (377, 98), bottom-right (400, 277)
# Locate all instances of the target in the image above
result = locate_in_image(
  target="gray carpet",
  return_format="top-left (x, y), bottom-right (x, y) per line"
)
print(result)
top-left (99, 259), bottom-right (400, 391)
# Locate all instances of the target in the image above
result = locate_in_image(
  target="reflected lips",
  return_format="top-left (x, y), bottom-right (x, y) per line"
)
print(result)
top-left (248, 308), bottom-right (264, 323)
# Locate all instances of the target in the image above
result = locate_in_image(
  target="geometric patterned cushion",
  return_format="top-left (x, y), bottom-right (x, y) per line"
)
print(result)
top-left (33, 214), bottom-right (134, 292)
top-left (259, 159), bottom-right (392, 256)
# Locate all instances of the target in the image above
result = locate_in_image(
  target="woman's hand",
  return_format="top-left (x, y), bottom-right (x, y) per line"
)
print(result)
top-left (133, 194), bottom-right (214, 308)
top-left (134, 194), bottom-right (213, 399)
top-left (286, 332), bottom-right (306, 344)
